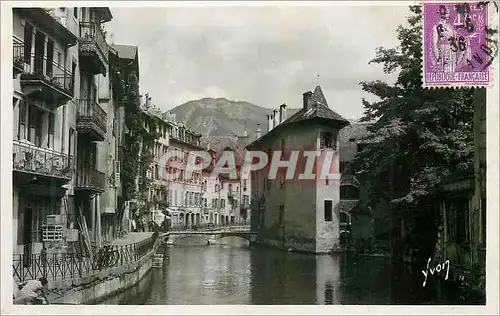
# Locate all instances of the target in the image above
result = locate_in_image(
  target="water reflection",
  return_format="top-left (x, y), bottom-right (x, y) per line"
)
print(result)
top-left (99, 246), bottom-right (446, 305)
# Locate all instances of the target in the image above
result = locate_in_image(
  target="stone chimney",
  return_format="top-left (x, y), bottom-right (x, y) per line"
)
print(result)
top-left (303, 91), bottom-right (313, 110)
top-left (256, 124), bottom-right (262, 139)
top-left (280, 103), bottom-right (287, 123)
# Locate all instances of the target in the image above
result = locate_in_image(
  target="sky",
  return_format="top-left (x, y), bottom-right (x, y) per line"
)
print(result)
top-left (105, 3), bottom-right (412, 120)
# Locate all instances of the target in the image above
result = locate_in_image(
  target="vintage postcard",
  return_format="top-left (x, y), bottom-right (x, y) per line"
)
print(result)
top-left (1, 1), bottom-right (498, 315)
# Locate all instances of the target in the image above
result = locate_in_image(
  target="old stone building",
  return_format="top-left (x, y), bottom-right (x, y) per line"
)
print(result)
top-left (247, 85), bottom-right (349, 253)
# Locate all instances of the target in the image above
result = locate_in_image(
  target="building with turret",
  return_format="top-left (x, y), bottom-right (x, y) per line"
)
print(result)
top-left (246, 85), bottom-right (349, 253)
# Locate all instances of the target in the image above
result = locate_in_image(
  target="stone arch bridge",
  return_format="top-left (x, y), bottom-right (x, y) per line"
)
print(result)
top-left (160, 226), bottom-right (257, 245)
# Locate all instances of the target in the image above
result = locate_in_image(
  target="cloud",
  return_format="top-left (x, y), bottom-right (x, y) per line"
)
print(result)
top-left (106, 3), bottom-right (411, 119)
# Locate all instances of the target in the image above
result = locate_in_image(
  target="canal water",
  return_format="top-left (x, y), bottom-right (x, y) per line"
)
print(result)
top-left (98, 237), bottom-right (457, 305)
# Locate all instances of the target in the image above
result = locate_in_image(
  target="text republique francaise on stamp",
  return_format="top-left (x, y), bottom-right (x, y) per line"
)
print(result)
top-left (422, 1), bottom-right (499, 88)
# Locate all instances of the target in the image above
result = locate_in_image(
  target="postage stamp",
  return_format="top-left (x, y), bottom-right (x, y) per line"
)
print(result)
top-left (422, 1), bottom-right (498, 88)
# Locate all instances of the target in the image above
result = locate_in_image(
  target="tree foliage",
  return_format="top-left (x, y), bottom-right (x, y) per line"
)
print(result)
top-left (352, 6), bottom-right (476, 257)
top-left (122, 71), bottom-right (161, 203)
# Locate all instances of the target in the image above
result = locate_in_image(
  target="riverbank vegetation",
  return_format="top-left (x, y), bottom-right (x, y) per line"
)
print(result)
top-left (351, 4), bottom-right (478, 293)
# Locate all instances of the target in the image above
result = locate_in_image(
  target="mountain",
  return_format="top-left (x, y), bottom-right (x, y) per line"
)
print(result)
top-left (169, 97), bottom-right (301, 137)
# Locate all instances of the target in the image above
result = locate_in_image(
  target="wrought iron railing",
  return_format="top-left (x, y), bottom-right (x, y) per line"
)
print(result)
top-left (22, 54), bottom-right (74, 96)
top-left (77, 99), bottom-right (107, 135)
top-left (76, 168), bottom-right (106, 191)
top-left (79, 21), bottom-right (108, 59)
top-left (12, 140), bottom-right (73, 179)
top-left (13, 37), bottom-right (24, 70)
top-left (13, 235), bottom-right (157, 283)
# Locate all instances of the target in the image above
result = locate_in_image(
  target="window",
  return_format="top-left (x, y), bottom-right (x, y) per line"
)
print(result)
top-left (69, 128), bottom-right (74, 157)
top-left (46, 40), bottom-right (54, 76)
top-left (221, 199), bottom-right (225, 208)
top-left (339, 161), bottom-right (349, 174)
top-left (28, 105), bottom-right (42, 147)
top-left (243, 179), bottom-right (247, 191)
top-left (154, 164), bottom-right (159, 179)
top-left (73, 7), bottom-right (78, 18)
top-left (18, 100), bottom-right (27, 140)
top-left (71, 61), bottom-right (77, 94)
top-left (324, 281), bottom-right (334, 305)
top-left (324, 200), bottom-right (333, 222)
top-left (320, 132), bottom-right (337, 149)
top-left (340, 185), bottom-right (359, 200)
top-left (340, 212), bottom-right (349, 224)
top-left (24, 24), bottom-right (33, 65)
top-left (243, 195), bottom-right (249, 205)
top-left (445, 197), bottom-right (470, 244)
top-left (48, 112), bottom-right (55, 148)
top-left (278, 204), bottom-right (285, 227)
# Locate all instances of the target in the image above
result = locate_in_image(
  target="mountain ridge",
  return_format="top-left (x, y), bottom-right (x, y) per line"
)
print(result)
top-left (169, 97), bottom-right (360, 138)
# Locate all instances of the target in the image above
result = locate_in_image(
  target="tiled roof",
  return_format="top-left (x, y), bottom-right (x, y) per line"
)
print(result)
top-left (111, 44), bottom-right (138, 60)
top-left (281, 86), bottom-right (348, 126)
top-left (339, 122), bottom-right (371, 143)
top-left (248, 85), bottom-right (349, 148)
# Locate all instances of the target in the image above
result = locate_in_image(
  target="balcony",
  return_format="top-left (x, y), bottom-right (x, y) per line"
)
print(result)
top-left (13, 37), bottom-right (24, 76)
top-left (79, 21), bottom-right (108, 75)
top-left (13, 140), bottom-right (74, 183)
top-left (20, 55), bottom-right (74, 107)
top-left (75, 168), bottom-right (106, 194)
top-left (77, 99), bottom-right (107, 141)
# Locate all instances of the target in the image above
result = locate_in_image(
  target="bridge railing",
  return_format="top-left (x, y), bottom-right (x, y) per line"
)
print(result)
top-left (166, 223), bottom-right (250, 233)
top-left (161, 225), bottom-right (250, 235)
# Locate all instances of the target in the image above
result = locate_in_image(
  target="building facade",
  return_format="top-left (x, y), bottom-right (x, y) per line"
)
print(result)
top-left (12, 8), bottom-right (79, 256)
top-left (12, 7), bottom-right (134, 258)
top-left (247, 85), bottom-right (349, 253)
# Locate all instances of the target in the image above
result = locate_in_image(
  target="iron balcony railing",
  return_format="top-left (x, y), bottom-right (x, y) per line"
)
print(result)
top-left (13, 37), bottom-right (24, 70)
top-left (79, 21), bottom-right (108, 60)
top-left (76, 168), bottom-right (106, 192)
top-left (77, 99), bottom-right (107, 136)
top-left (12, 140), bottom-right (74, 179)
top-left (22, 54), bottom-right (74, 96)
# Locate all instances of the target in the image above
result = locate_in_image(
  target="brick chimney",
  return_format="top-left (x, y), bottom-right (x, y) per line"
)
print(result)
top-left (303, 91), bottom-right (313, 110)
top-left (256, 124), bottom-right (262, 139)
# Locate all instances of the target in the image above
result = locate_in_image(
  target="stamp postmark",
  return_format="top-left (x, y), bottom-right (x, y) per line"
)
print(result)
top-left (422, 1), bottom-right (498, 88)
